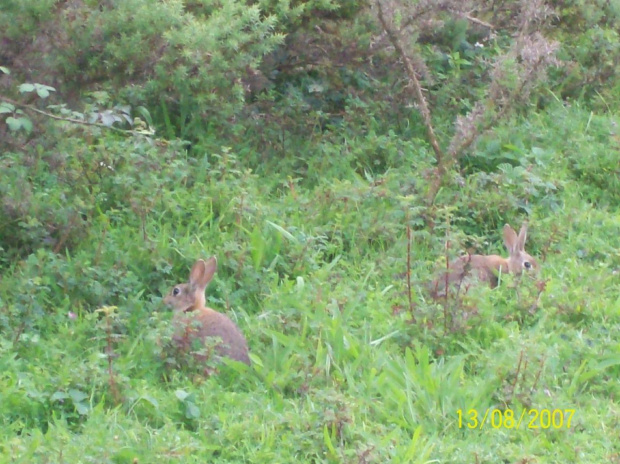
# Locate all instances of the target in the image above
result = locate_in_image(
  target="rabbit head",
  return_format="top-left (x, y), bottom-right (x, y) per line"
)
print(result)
top-left (503, 223), bottom-right (538, 275)
top-left (163, 257), bottom-right (217, 313)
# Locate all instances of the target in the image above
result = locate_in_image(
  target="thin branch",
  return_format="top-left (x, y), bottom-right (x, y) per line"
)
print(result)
top-left (530, 356), bottom-right (546, 393)
top-left (462, 13), bottom-right (495, 30)
top-left (508, 350), bottom-right (525, 403)
top-left (375, 0), bottom-right (445, 171)
top-left (406, 222), bottom-right (416, 322)
top-left (0, 95), bottom-right (140, 135)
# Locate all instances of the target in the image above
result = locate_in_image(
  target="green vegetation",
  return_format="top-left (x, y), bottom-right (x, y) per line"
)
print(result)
top-left (1, 0), bottom-right (619, 462)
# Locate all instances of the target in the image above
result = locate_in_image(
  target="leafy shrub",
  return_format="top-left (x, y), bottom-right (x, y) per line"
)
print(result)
top-left (551, 0), bottom-right (620, 103)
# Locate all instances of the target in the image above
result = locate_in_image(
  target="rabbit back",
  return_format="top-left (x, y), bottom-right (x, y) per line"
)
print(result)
top-left (431, 254), bottom-right (508, 296)
top-left (195, 308), bottom-right (251, 364)
top-left (172, 308), bottom-right (251, 365)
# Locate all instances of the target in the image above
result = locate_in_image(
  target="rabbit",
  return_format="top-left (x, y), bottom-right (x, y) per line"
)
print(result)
top-left (431, 223), bottom-right (538, 297)
top-left (163, 257), bottom-right (251, 365)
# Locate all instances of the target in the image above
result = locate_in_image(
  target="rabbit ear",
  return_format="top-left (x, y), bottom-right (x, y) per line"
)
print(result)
top-left (516, 223), bottom-right (528, 251)
top-left (503, 224), bottom-right (519, 255)
top-left (189, 257), bottom-right (217, 288)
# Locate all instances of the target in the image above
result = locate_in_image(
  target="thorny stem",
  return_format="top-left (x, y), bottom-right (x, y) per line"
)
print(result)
top-left (375, 1), bottom-right (444, 171)
top-left (443, 238), bottom-right (450, 332)
top-left (105, 313), bottom-right (120, 404)
top-left (530, 356), bottom-right (546, 393)
top-left (374, 1), bottom-right (553, 208)
top-left (12, 320), bottom-right (26, 348)
top-left (406, 223), bottom-right (415, 322)
top-left (508, 350), bottom-right (525, 404)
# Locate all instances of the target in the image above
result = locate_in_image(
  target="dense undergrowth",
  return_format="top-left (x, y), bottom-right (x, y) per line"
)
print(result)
top-left (1, 0), bottom-right (620, 462)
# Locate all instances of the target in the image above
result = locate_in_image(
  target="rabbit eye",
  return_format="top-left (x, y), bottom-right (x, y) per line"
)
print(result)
top-left (172, 287), bottom-right (181, 296)
top-left (524, 261), bottom-right (532, 270)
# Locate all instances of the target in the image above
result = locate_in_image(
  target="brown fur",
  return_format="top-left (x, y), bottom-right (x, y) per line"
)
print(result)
top-left (431, 223), bottom-right (538, 297)
top-left (163, 257), bottom-right (250, 365)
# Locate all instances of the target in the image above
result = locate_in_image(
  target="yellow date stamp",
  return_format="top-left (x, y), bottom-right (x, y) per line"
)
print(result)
top-left (457, 408), bottom-right (575, 430)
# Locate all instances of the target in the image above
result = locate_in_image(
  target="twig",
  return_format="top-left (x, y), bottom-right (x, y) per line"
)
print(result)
top-left (530, 356), bottom-right (546, 393)
top-left (104, 311), bottom-right (121, 404)
top-left (0, 95), bottom-right (138, 135)
top-left (12, 320), bottom-right (26, 348)
top-left (463, 13), bottom-right (495, 30)
top-left (443, 238), bottom-right (451, 302)
top-left (406, 223), bottom-right (415, 322)
top-left (508, 350), bottom-right (525, 404)
top-left (375, 1), bottom-right (444, 171)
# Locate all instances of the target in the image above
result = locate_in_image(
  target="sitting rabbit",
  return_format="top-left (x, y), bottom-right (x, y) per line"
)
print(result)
top-left (431, 223), bottom-right (538, 297)
top-left (163, 257), bottom-right (250, 365)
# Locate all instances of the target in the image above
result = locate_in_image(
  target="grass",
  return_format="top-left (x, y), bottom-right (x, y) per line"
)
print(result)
top-left (1, 102), bottom-right (619, 463)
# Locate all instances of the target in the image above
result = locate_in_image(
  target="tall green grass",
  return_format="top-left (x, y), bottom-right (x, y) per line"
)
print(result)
top-left (1, 102), bottom-right (619, 462)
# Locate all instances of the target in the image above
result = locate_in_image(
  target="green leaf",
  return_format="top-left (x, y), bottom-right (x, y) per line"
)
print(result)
top-left (35, 84), bottom-right (56, 98)
top-left (185, 401), bottom-right (200, 419)
top-left (175, 389), bottom-right (190, 401)
top-left (0, 66), bottom-right (10, 74)
top-left (50, 391), bottom-right (70, 402)
top-left (101, 111), bottom-right (122, 127)
top-left (19, 83), bottom-right (35, 93)
top-left (0, 102), bottom-right (15, 114)
top-left (141, 395), bottom-right (160, 409)
top-left (20, 118), bottom-right (33, 133)
top-left (75, 402), bottom-right (90, 415)
top-left (6, 117), bottom-right (19, 130)
top-left (266, 221), bottom-right (297, 243)
top-left (69, 388), bottom-right (88, 403)
top-left (6, 116), bottom-right (33, 133)
top-left (322, 425), bottom-right (337, 457)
